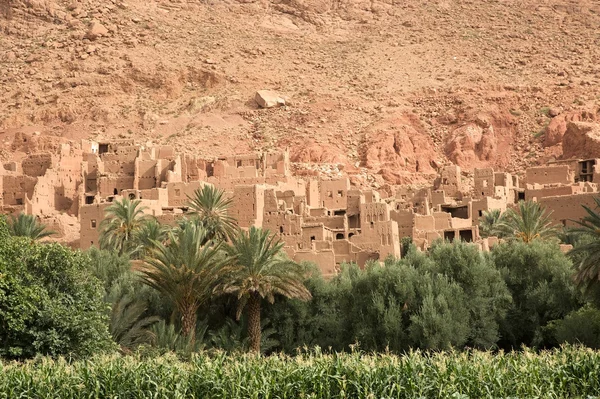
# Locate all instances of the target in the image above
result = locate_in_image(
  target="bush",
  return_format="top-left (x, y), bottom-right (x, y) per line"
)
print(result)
top-left (492, 240), bottom-right (581, 349)
top-left (0, 219), bottom-right (113, 359)
top-left (551, 305), bottom-right (600, 349)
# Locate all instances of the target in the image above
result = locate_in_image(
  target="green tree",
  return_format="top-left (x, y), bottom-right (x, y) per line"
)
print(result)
top-left (568, 197), bottom-right (600, 290)
top-left (479, 209), bottom-right (502, 238)
top-left (427, 241), bottom-right (512, 348)
top-left (108, 294), bottom-right (159, 353)
top-left (492, 240), bottom-right (580, 349)
top-left (495, 200), bottom-right (558, 243)
top-left (7, 213), bottom-right (55, 240)
top-left (221, 227), bottom-right (311, 353)
top-left (187, 185), bottom-right (237, 242)
top-left (99, 198), bottom-right (148, 257)
top-left (141, 222), bottom-right (226, 340)
top-left (550, 304), bottom-right (600, 349)
top-left (135, 218), bottom-right (169, 258)
top-left (0, 219), bottom-right (112, 359)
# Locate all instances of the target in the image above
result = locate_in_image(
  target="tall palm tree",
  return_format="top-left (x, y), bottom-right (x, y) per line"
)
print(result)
top-left (568, 197), bottom-right (600, 289)
top-left (187, 185), bottom-right (237, 242)
top-left (140, 222), bottom-right (226, 340)
top-left (494, 200), bottom-right (557, 243)
top-left (220, 227), bottom-right (312, 353)
top-left (479, 209), bottom-right (502, 238)
top-left (99, 198), bottom-right (148, 257)
top-left (7, 213), bottom-right (55, 240)
top-left (135, 218), bottom-right (169, 257)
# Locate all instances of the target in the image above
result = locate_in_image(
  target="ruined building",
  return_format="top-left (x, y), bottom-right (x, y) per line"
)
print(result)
top-left (1, 139), bottom-right (599, 277)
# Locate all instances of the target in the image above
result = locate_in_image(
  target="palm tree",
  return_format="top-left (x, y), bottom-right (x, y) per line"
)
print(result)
top-left (494, 200), bottom-right (558, 243)
top-left (99, 198), bottom-right (148, 257)
top-left (219, 227), bottom-right (311, 353)
top-left (135, 218), bottom-right (169, 257)
top-left (479, 209), bottom-right (502, 238)
top-left (108, 294), bottom-right (160, 353)
top-left (140, 222), bottom-right (226, 340)
top-left (187, 185), bottom-right (237, 242)
top-left (568, 197), bottom-right (600, 289)
top-left (7, 213), bottom-right (55, 240)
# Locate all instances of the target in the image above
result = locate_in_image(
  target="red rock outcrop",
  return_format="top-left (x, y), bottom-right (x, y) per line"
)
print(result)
top-left (362, 113), bottom-right (438, 184)
top-left (562, 122), bottom-right (600, 159)
top-left (544, 110), bottom-right (598, 147)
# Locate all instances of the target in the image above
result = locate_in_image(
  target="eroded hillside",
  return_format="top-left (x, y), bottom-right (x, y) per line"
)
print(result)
top-left (2, 0), bottom-right (600, 188)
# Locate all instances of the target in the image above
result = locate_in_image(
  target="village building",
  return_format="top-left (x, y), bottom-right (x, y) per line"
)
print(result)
top-left (1, 139), bottom-right (599, 277)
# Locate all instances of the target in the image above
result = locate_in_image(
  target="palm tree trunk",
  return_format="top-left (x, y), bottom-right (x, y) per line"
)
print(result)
top-left (247, 293), bottom-right (261, 354)
top-left (180, 304), bottom-right (197, 342)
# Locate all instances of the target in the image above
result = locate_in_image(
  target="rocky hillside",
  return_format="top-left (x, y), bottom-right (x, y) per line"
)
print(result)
top-left (1, 0), bottom-right (600, 189)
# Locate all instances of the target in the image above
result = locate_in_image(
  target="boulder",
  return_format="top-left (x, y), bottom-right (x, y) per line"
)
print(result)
top-left (562, 122), bottom-right (600, 159)
top-left (544, 110), bottom-right (597, 147)
top-left (85, 21), bottom-right (108, 40)
top-left (255, 90), bottom-right (285, 108)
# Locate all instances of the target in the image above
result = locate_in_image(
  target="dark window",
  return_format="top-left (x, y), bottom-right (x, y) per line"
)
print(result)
top-left (517, 191), bottom-right (525, 201)
top-left (98, 144), bottom-right (109, 154)
top-left (444, 231), bottom-right (456, 241)
top-left (91, 219), bottom-right (97, 228)
top-left (85, 195), bottom-right (94, 204)
top-left (348, 233), bottom-right (354, 239)
top-left (237, 160), bottom-right (242, 167)
top-left (478, 210), bottom-right (483, 217)
top-left (459, 229), bottom-right (473, 242)
top-left (128, 193), bottom-right (136, 200)
top-left (15, 198), bottom-right (23, 205)
top-left (336, 233), bottom-right (344, 240)
top-left (280, 226), bottom-right (284, 234)
top-left (113, 188), bottom-right (118, 195)
top-left (334, 210), bottom-right (346, 216)
top-left (310, 236), bottom-right (316, 241)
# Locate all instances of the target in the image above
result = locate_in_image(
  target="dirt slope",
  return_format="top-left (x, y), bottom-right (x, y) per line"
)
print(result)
top-left (1, 0), bottom-right (600, 186)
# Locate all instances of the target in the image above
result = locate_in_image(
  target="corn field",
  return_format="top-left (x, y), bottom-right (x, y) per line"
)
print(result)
top-left (1, 346), bottom-right (600, 398)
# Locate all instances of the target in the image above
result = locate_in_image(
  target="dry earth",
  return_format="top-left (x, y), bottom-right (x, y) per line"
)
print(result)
top-left (2, 0), bottom-right (600, 189)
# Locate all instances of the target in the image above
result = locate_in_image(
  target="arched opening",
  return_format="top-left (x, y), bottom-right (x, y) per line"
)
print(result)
top-left (279, 226), bottom-right (284, 234)
top-left (113, 188), bottom-right (118, 195)
top-left (348, 233), bottom-right (354, 239)
top-left (336, 233), bottom-right (344, 240)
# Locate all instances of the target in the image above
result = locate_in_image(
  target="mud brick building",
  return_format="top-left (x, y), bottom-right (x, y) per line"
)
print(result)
top-left (2, 139), bottom-right (599, 277)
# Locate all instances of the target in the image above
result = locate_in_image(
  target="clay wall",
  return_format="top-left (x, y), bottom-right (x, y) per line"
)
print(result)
top-left (526, 165), bottom-right (573, 185)
top-left (538, 193), bottom-right (599, 228)
top-left (304, 215), bottom-right (346, 230)
top-left (360, 202), bottom-right (389, 225)
top-left (474, 168), bottom-right (495, 199)
top-left (22, 153), bottom-right (53, 177)
top-left (305, 180), bottom-right (320, 208)
top-left (166, 181), bottom-right (203, 207)
top-left (136, 159), bottom-right (158, 190)
top-left (231, 185), bottom-right (265, 228)
top-left (98, 176), bottom-right (135, 197)
top-left (434, 165), bottom-right (462, 197)
top-left (390, 208), bottom-right (414, 239)
top-left (320, 178), bottom-right (350, 209)
top-left (471, 197), bottom-right (507, 225)
top-left (2, 175), bottom-right (37, 206)
top-left (293, 250), bottom-right (337, 278)
top-left (525, 185), bottom-right (586, 201)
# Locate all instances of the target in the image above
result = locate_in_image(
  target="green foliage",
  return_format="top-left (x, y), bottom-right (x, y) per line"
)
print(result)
top-left (141, 223), bottom-right (226, 338)
top-left (134, 218), bottom-right (169, 258)
top-left (492, 240), bottom-right (580, 349)
top-left (494, 200), bottom-right (558, 243)
top-left (108, 295), bottom-right (159, 353)
top-left (7, 213), bottom-right (54, 240)
top-left (551, 305), bottom-right (600, 349)
top-left (187, 185), bottom-right (237, 242)
top-left (478, 209), bottom-right (502, 238)
top-left (2, 347), bottom-right (600, 397)
top-left (0, 220), bottom-right (112, 359)
top-left (427, 241), bottom-right (511, 348)
top-left (99, 198), bottom-right (148, 257)
top-left (221, 227), bottom-right (312, 352)
top-left (568, 197), bottom-right (600, 291)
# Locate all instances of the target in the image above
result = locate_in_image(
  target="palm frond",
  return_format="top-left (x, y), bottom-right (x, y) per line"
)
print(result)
top-left (7, 213), bottom-right (55, 240)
